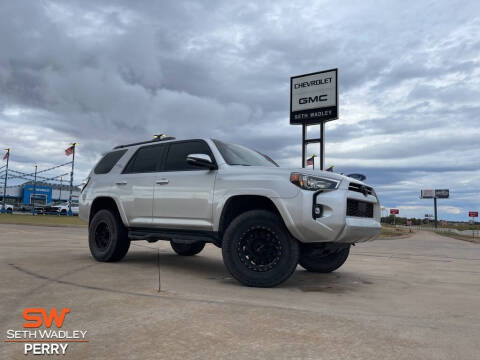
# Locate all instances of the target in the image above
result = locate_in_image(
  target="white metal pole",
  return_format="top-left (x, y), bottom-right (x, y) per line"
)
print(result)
top-left (2, 149), bottom-right (9, 213)
top-left (68, 144), bottom-right (76, 216)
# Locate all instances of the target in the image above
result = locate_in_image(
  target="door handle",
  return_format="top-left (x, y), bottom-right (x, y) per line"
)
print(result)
top-left (115, 181), bottom-right (127, 185)
top-left (156, 179), bottom-right (169, 185)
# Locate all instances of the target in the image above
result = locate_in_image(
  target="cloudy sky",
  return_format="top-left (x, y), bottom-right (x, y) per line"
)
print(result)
top-left (0, 0), bottom-right (479, 220)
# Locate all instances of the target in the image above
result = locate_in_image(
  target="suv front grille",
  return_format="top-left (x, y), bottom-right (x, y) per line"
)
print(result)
top-left (348, 182), bottom-right (374, 196)
top-left (347, 199), bottom-right (374, 218)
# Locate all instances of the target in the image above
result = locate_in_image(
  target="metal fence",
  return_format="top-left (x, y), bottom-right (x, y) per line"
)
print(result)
top-left (398, 225), bottom-right (479, 239)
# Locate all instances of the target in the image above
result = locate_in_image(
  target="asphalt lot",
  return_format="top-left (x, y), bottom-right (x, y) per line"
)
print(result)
top-left (1, 224), bottom-right (479, 359)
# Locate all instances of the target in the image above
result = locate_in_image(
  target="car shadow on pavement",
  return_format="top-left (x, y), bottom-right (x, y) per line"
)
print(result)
top-left (117, 248), bottom-right (373, 293)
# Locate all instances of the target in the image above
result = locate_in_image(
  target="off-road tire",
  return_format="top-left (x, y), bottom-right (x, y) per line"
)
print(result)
top-left (299, 244), bottom-right (350, 273)
top-left (222, 210), bottom-right (299, 287)
top-left (89, 209), bottom-right (130, 262)
top-left (171, 241), bottom-right (205, 256)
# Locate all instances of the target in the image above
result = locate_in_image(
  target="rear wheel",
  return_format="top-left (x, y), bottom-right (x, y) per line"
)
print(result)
top-left (299, 244), bottom-right (350, 273)
top-left (89, 209), bottom-right (130, 262)
top-left (170, 241), bottom-right (205, 256)
top-left (222, 210), bottom-right (299, 287)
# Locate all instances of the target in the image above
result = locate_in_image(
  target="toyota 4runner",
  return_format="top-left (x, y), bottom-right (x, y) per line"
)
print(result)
top-left (79, 137), bottom-right (381, 287)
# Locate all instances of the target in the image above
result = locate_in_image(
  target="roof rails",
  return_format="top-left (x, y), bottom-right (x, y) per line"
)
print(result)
top-left (114, 136), bottom-right (176, 149)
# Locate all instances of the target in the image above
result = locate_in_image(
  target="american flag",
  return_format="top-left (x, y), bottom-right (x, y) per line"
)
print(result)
top-left (65, 145), bottom-right (75, 156)
top-left (2, 150), bottom-right (8, 160)
top-left (306, 155), bottom-right (315, 166)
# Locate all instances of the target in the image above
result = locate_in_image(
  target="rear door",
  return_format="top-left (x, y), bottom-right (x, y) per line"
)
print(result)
top-left (152, 140), bottom-right (216, 230)
top-left (116, 144), bottom-right (166, 227)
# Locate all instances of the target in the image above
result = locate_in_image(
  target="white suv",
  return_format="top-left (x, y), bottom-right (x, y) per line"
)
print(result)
top-left (79, 137), bottom-right (381, 287)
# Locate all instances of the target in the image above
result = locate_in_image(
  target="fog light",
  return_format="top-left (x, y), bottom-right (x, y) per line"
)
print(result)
top-left (313, 204), bottom-right (323, 219)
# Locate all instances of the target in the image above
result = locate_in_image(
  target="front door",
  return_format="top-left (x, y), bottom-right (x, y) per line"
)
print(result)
top-left (152, 140), bottom-right (216, 230)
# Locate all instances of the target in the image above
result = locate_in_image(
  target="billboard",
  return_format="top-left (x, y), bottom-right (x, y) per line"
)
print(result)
top-left (290, 69), bottom-right (338, 125)
top-left (390, 209), bottom-right (399, 215)
top-left (469, 211), bottom-right (478, 217)
top-left (421, 189), bottom-right (449, 199)
top-left (421, 189), bottom-right (434, 198)
top-left (435, 189), bottom-right (449, 198)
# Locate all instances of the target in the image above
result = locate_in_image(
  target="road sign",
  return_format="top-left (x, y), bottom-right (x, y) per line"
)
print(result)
top-left (469, 211), bottom-right (478, 217)
top-left (290, 69), bottom-right (338, 125)
top-left (435, 189), bottom-right (449, 198)
top-left (390, 209), bottom-right (399, 215)
top-left (406, 220), bottom-right (412, 226)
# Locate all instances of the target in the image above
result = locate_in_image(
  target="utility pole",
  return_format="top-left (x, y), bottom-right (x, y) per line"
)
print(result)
top-left (434, 197), bottom-right (438, 229)
top-left (1, 148), bottom-right (10, 214)
top-left (68, 143), bottom-right (76, 216)
top-left (31, 165), bottom-right (37, 215)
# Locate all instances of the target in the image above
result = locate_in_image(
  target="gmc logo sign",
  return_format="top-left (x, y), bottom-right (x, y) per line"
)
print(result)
top-left (299, 95), bottom-right (327, 104)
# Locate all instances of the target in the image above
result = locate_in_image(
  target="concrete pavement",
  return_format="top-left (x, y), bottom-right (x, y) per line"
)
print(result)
top-left (1, 224), bottom-right (479, 359)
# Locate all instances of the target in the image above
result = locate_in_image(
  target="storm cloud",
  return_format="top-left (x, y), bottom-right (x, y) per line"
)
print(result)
top-left (0, 0), bottom-right (479, 220)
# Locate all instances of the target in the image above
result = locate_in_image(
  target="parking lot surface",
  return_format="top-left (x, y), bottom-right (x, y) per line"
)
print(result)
top-left (1, 224), bottom-right (479, 359)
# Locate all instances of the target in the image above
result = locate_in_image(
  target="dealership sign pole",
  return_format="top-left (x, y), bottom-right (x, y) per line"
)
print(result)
top-left (420, 189), bottom-right (449, 228)
top-left (290, 69), bottom-right (338, 170)
top-left (390, 208), bottom-right (399, 225)
top-left (469, 211), bottom-right (478, 223)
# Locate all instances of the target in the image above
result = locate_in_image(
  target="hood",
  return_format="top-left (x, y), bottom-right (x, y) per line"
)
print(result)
top-left (223, 165), bottom-right (365, 185)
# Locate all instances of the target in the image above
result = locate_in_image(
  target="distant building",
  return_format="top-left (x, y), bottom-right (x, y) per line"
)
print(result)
top-left (0, 181), bottom-right (80, 207)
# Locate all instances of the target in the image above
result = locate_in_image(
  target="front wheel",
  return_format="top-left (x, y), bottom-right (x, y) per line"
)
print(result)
top-left (171, 241), bottom-right (205, 256)
top-left (299, 244), bottom-right (350, 273)
top-left (222, 210), bottom-right (299, 287)
top-left (89, 209), bottom-right (130, 262)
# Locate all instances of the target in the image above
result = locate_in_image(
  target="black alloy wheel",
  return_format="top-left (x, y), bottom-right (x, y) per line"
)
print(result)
top-left (237, 226), bottom-right (283, 272)
top-left (222, 210), bottom-right (299, 287)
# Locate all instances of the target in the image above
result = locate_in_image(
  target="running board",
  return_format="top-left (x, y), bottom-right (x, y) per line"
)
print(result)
top-left (128, 228), bottom-right (220, 246)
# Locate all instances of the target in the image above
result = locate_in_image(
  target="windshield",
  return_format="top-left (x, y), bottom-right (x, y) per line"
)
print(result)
top-left (213, 139), bottom-right (278, 167)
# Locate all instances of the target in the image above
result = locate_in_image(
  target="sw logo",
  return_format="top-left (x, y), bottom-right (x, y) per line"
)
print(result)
top-left (5, 307), bottom-right (88, 356)
top-left (23, 308), bottom-right (70, 328)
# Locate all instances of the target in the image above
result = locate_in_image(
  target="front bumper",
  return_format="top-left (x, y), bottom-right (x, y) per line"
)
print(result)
top-left (275, 185), bottom-right (381, 244)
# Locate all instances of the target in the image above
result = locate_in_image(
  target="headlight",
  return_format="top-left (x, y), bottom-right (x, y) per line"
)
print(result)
top-left (290, 173), bottom-right (340, 191)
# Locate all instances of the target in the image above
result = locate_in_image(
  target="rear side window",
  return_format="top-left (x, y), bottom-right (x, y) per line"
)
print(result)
top-left (164, 141), bottom-right (213, 171)
top-left (123, 144), bottom-right (165, 173)
top-left (94, 150), bottom-right (127, 174)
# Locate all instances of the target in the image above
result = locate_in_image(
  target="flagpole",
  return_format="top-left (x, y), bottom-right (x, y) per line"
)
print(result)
top-left (1, 149), bottom-right (10, 214)
top-left (32, 165), bottom-right (37, 215)
top-left (68, 143), bottom-right (76, 216)
top-left (59, 176), bottom-right (62, 202)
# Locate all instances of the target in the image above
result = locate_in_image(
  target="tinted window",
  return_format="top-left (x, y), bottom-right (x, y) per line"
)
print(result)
top-left (165, 141), bottom-right (212, 171)
top-left (213, 139), bottom-right (278, 167)
top-left (94, 150), bottom-right (127, 174)
top-left (123, 145), bottom-right (165, 173)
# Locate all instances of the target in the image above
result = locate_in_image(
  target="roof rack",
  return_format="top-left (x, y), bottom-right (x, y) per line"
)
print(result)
top-left (114, 136), bottom-right (176, 149)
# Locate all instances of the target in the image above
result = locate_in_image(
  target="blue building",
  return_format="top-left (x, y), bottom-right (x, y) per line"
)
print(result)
top-left (1, 182), bottom-right (79, 206)
top-left (23, 184), bottom-right (53, 205)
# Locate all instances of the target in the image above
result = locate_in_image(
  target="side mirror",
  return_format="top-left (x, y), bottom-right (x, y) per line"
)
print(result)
top-left (186, 153), bottom-right (216, 170)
